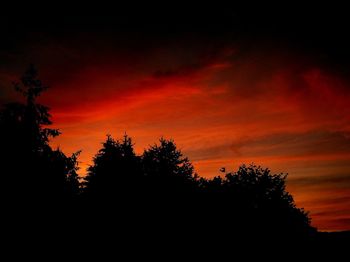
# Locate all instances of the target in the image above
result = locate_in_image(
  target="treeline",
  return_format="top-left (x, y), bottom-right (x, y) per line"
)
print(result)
top-left (0, 66), bottom-right (316, 243)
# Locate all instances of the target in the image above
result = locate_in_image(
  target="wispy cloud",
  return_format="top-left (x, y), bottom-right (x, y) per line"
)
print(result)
top-left (1, 35), bottom-right (350, 231)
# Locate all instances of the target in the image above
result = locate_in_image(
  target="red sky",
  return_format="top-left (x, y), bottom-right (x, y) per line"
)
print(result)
top-left (1, 27), bottom-right (350, 231)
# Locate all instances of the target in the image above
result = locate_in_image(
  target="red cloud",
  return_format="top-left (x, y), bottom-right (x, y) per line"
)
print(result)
top-left (1, 40), bottom-right (350, 231)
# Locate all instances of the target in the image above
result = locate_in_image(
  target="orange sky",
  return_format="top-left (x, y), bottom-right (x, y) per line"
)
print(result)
top-left (1, 30), bottom-right (350, 231)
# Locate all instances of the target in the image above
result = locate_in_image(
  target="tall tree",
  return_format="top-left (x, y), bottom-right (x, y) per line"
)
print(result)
top-left (83, 134), bottom-right (142, 201)
top-left (142, 138), bottom-right (197, 196)
top-left (0, 65), bottom-right (80, 203)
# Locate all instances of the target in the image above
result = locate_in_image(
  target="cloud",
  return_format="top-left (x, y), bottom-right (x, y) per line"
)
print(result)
top-left (290, 174), bottom-right (350, 189)
top-left (1, 32), bottom-right (350, 231)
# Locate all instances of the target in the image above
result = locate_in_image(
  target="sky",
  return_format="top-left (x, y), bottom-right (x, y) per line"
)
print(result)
top-left (1, 10), bottom-right (350, 231)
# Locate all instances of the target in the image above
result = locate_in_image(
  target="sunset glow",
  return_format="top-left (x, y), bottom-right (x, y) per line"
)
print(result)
top-left (1, 14), bottom-right (350, 232)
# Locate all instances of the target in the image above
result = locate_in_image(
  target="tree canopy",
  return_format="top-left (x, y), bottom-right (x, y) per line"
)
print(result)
top-left (0, 65), bottom-right (80, 203)
top-left (83, 134), bottom-right (142, 200)
top-left (0, 66), bottom-right (316, 242)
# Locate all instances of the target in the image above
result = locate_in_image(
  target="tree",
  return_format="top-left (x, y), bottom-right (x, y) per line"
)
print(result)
top-left (0, 65), bottom-right (80, 203)
top-left (206, 164), bottom-right (315, 239)
top-left (142, 138), bottom-right (197, 196)
top-left (83, 134), bottom-right (142, 201)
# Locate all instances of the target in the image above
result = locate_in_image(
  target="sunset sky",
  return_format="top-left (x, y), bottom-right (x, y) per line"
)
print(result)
top-left (1, 10), bottom-right (350, 231)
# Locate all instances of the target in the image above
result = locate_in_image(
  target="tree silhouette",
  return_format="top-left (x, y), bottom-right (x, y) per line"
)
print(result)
top-left (83, 134), bottom-right (142, 201)
top-left (0, 65), bottom-right (80, 203)
top-left (82, 134), bottom-right (315, 241)
top-left (0, 66), bottom-right (321, 246)
top-left (198, 164), bottom-right (315, 240)
top-left (142, 138), bottom-right (198, 197)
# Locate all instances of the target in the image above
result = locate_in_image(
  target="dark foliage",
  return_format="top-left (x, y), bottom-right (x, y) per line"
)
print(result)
top-left (83, 134), bottom-right (142, 201)
top-left (0, 65), bottom-right (80, 204)
top-left (1, 66), bottom-right (336, 251)
top-left (198, 165), bottom-right (315, 240)
top-left (142, 138), bottom-right (198, 196)
top-left (82, 134), bottom-right (315, 243)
